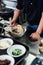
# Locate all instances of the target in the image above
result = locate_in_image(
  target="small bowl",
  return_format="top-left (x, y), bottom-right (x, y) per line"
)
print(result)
top-left (11, 27), bottom-right (26, 37)
top-left (0, 55), bottom-right (15, 65)
top-left (0, 38), bottom-right (13, 49)
top-left (7, 44), bottom-right (26, 58)
top-left (40, 39), bottom-right (43, 44)
top-left (39, 46), bottom-right (43, 53)
top-left (39, 39), bottom-right (43, 53)
top-left (4, 26), bottom-right (26, 37)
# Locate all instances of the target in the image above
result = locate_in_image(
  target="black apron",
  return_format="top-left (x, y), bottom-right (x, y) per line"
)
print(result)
top-left (22, 0), bottom-right (42, 25)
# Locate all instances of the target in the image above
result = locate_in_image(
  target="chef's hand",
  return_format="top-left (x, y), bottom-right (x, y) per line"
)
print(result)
top-left (30, 32), bottom-right (40, 41)
top-left (10, 20), bottom-right (16, 27)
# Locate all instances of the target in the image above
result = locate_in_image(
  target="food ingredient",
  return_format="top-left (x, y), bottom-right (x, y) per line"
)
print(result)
top-left (0, 59), bottom-right (10, 65)
top-left (12, 49), bottom-right (22, 56)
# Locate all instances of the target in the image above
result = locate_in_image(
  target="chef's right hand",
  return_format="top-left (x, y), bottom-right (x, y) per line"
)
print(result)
top-left (29, 32), bottom-right (40, 41)
top-left (10, 20), bottom-right (16, 27)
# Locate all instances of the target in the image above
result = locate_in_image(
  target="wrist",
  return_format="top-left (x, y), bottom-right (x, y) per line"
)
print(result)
top-left (36, 31), bottom-right (40, 35)
top-left (12, 18), bottom-right (15, 21)
top-left (11, 19), bottom-right (15, 23)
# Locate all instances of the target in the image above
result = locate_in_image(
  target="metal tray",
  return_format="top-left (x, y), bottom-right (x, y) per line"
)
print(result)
top-left (0, 35), bottom-right (29, 65)
top-left (31, 58), bottom-right (42, 65)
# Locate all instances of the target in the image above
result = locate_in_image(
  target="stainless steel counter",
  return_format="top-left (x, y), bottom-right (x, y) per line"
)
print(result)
top-left (3, 30), bottom-right (43, 64)
top-left (0, 21), bottom-right (43, 65)
top-left (12, 34), bottom-right (43, 65)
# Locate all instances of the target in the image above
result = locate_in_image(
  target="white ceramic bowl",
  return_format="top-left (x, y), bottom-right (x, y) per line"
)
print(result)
top-left (11, 27), bottom-right (26, 37)
top-left (0, 55), bottom-right (15, 65)
top-left (4, 26), bottom-right (26, 37)
top-left (7, 44), bottom-right (26, 57)
top-left (40, 39), bottom-right (43, 44)
top-left (0, 38), bottom-right (13, 49)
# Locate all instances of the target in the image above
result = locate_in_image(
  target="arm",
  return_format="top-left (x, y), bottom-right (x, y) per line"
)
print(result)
top-left (10, 9), bottom-right (21, 26)
top-left (36, 12), bottom-right (43, 34)
top-left (30, 12), bottom-right (43, 40)
top-left (10, 0), bottom-right (23, 26)
top-left (11, 9), bottom-right (21, 22)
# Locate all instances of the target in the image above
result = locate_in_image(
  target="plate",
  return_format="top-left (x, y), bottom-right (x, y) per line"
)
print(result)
top-left (0, 55), bottom-right (15, 65)
top-left (0, 38), bottom-right (13, 49)
top-left (7, 44), bottom-right (26, 57)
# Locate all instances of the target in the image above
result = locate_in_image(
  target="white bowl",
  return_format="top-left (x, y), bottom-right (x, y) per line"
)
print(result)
top-left (4, 26), bottom-right (26, 37)
top-left (11, 27), bottom-right (26, 37)
top-left (0, 55), bottom-right (15, 65)
top-left (7, 44), bottom-right (26, 57)
top-left (41, 39), bottom-right (43, 44)
top-left (0, 38), bottom-right (13, 49)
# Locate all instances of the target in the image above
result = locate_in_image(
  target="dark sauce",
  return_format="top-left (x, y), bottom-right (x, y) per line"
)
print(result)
top-left (0, 59), bottom-right (10, 65)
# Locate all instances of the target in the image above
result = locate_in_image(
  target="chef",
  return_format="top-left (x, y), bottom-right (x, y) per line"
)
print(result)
top-left (10, 0), bottom-right (43, 40)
